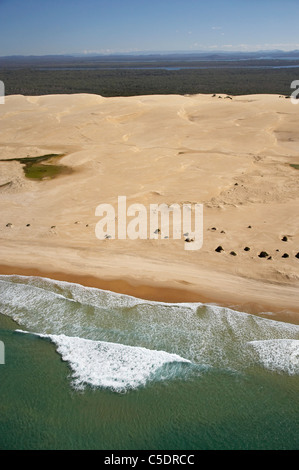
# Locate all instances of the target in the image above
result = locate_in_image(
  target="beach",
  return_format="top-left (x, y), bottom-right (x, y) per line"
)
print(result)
top-left (0, 93), bottom-right (298, 321)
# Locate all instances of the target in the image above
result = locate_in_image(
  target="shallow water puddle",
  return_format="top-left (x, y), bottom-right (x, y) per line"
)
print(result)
top-left (0, 153), bottom-right (72, 180)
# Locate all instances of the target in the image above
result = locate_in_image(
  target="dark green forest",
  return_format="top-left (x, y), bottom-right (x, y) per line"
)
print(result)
top-left (1, 55), bottom-right (299, 97)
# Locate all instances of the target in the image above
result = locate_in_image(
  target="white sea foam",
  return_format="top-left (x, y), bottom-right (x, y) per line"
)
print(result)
top-left (2, 275), bottom-right (299, 379)
top-left (0, 274), bottom-right (201, 311)
top-left (17, 331), bottom-right (192, 392)
top-left (248, 339), bottom-right (299, 375)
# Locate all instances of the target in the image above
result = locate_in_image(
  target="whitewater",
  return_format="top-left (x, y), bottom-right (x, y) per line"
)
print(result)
top-left (0, 274), bottom-right (298, 393)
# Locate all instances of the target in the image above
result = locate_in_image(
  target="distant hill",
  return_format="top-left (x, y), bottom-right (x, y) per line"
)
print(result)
top-left (1, 50), bottom-right (299, 67)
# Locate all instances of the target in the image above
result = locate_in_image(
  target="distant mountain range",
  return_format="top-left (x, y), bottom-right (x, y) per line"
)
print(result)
top-left (1, 49), bottom-right (299, 60)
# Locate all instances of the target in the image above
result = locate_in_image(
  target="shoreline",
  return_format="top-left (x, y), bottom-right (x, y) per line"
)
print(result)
top-left (1, 263), bottom-right (299, 325)
top-left (0, 263), bottom-right (219, 304)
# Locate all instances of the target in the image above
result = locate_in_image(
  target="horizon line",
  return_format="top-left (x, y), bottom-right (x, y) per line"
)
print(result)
top-left (1, 49), bottom-right (299, 59)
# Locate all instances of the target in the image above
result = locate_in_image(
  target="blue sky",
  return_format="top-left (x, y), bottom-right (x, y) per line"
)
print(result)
top-left (0, 0), bottom-right (298, 56)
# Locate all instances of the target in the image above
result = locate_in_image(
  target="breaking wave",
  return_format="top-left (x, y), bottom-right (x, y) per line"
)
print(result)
top-left (1, 274), bottom-right (299, 392)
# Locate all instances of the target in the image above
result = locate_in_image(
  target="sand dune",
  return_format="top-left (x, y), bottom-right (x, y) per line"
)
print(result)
top-left (0, 93), bottom-right (298, 320)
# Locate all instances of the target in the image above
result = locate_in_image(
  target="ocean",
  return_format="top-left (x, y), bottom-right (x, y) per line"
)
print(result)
top-left (0, 274), bottom-right (298, 450)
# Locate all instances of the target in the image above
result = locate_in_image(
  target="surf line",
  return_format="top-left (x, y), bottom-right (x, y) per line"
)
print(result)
top-left (95, 196), bottom-right (203, 251)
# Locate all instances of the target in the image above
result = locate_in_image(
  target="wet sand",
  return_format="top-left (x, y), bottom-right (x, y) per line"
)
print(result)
top-left (1, 264), bottom-right (298, 325)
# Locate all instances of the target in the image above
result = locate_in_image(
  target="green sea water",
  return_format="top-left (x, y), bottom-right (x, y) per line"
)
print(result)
top-left (0, 275), bottom-right (298, 450)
